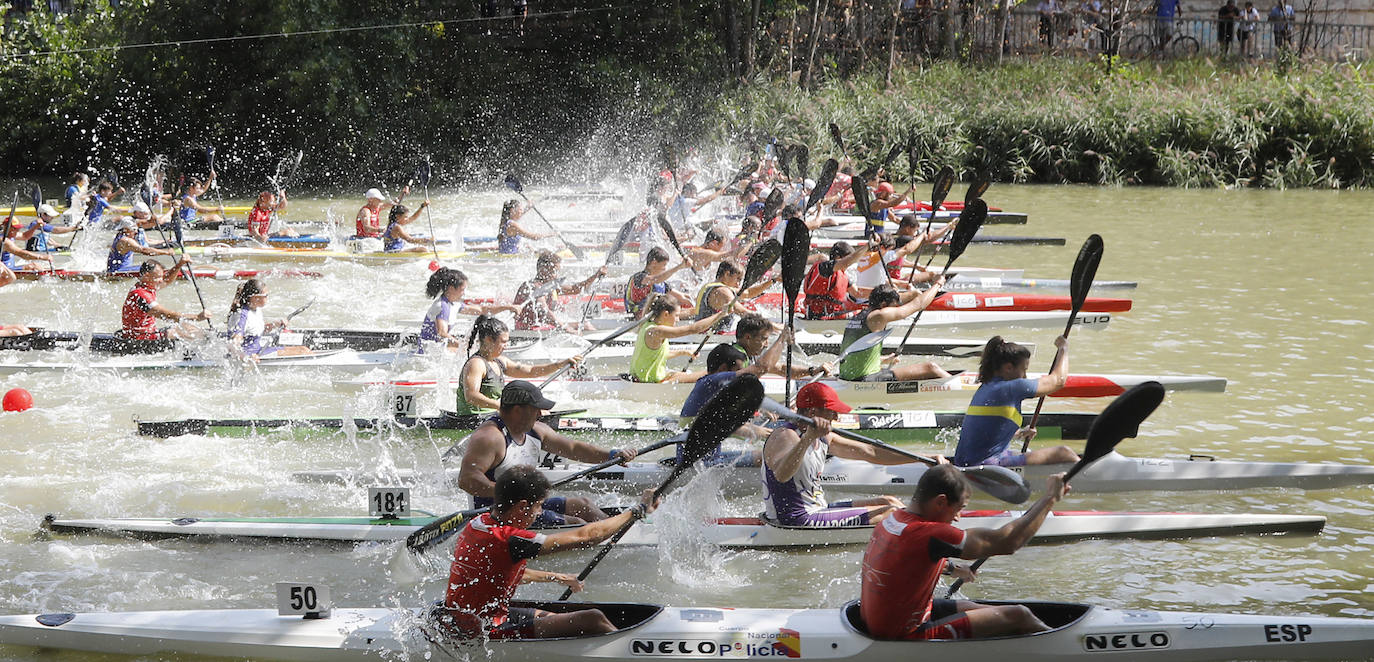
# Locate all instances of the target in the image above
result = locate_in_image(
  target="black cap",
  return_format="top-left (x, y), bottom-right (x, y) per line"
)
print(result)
top-left (707, 343), bottom-right (748, 373)
top-left (501, 380), bottom-right (556, 409)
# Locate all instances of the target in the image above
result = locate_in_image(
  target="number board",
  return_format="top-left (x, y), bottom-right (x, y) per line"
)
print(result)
top-left (275, 582), bottom-right (331, 618)
top-left (368, 486), bottom-right (411, 519)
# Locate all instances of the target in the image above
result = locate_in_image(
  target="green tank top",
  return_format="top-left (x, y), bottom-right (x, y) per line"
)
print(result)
top-left (837, 311), bottom-right (882, 380)
top-left (453, 356), bottom-right (505, 415)
top-left (630, 319), bottom-right (669, 383)
top-left (731, 342), bottom-right (753, 368)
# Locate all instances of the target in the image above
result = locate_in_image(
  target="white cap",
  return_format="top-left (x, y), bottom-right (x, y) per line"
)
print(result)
top-left (132, 201), bottom-right (151, 215)
top-left (758, 187), bottom-right (772, 199)
top-left (364, 188), bottom-right (385, 201)
top-left (38, 204), bottom-right (59, 217)
top-left (116, 218), bottom-right (138, 232)
top-left (803, 178), bottom-right (816, 191)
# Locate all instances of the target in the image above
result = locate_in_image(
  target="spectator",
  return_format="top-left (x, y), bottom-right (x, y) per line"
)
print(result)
top-left (1079, 0), bottom-right (1106, 51)
top-left (1268, 0), bottom-right (1295, 49)
top-left (1239, 1), bottom-right (1260, 56)
top-left (1155, 0), bottom-right (1180, 45)
top-left (1218, 0), bottom-right (1241, 55)
top-left (1036, 0), bottom-right (1061, 47)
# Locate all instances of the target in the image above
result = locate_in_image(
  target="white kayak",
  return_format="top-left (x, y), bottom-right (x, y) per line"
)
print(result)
top-left (507, 330), bottom-right (1026, 359)
top-left (575, 310), bottom-right (1112, 335)
top-left (333, 372), bottom-right (1227, 408)
top-left (2, 598), bottom-right (1371, 661)
top-left (40, 509), bottom-right (1325, 546)
top-left (295, 451), bottom-right (1374, 496)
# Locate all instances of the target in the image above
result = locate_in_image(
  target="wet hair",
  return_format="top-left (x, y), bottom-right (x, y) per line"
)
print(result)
top-left (840, 166), bottom-right (855, 176)
top-left (828, 241), bottom-right (854, 261)
top-left (425, 267), bottom-right (468, 298)
top-left (914, 463), bottom-right (969, 505)
top-left (645, 246), bottom-right (670, 265)
top-left (645, 294), bottom-right (678, 320)
top-left (229, 278), bottom-right (264, 318)
top-left (681, 183), bottom-right (698, 196)
top-left (137, 260), bottom-right (160, 276)
top-left (734, 312), bottom-right (770, 339)
top-left (739, 217), bottom-right (760, 236)
top-left (499, 199), bottom-right (520, 233)
top-left (187, 177), bottom-right (205, 190)
top-left (703, 229), bottom-right (725, 246)
top-left (535, 250), bottom-right (560, 274)
top-left (73, 172), bottom-right (89, 184)
top-left (707, 343), bottom-right (748, 373)
top-left (466, 314), bottom-right (508, 355)
top-left (97, 182), bottom-right (113, 194)
top-left (978, 335), bottom-right (1033, 382)
top-left (388, 204), bottom-right (409, 224)
top-left (898, 216), bottom-right (920, 231)
top-left (868, 283), bottom-right (900, 310)
top-left (493, 465), bottom-right (552, 511)
top-left (715, 259), bottom-right (742, 280)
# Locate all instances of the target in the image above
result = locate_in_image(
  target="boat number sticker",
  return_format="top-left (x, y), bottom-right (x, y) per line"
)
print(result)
top-left (978, 277), bottom-right (1002, 288)
top-left (632, 629), bottom-right (801, 658)
top-left (1082, 631), bottom-right (1170, 651)
top-left (275, 582), bottom-right (331, 618)
top-left (393, 394), bottom-right (417, 418)
top-left (1264, 624), bottom-right (1313, 642)
top-left (951, 294), bottom-right (977, 308)
top-left (985, 296), bottom-right (1014, 307)
top-left (902, 410), bottom-right (936, 427)
top-left (368, 487), bottom-right (411, 519)
top-left (277, 331), bottom-right (304, 346)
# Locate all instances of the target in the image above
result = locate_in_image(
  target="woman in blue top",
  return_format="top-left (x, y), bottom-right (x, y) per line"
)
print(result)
top-left (178, 173), bottom-right (226, 225)
top-left (418, 267), bottom-right (518, 352)
top-left (382, 201), bottom-right (435, 253)
top-left (496, 199), bottom-right (550, 254)
top-left (952, 335), bottom-right (1078, 468)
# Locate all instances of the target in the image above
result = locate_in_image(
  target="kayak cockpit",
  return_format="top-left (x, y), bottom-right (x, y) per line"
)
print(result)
top-left (427, 601), bottom-right (663, 642)
top-left (841, 599), bottom-right (1091, 640)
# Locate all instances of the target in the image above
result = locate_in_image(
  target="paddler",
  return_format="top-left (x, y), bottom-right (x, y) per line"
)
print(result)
top-left (418, 267), bottom-right (518, 352)
top-left (85, 181), bottom-right (127, 228)
top-left (859, 464), bottom-right (1068, 639)
top-left (441, 465), bottom-right (659, 639)
top-left (837, 283), bottom-right (951, 382)
top-left (732, 313), bottom-right (832, 379)
top-left (456, 381), bottom-right (636, 525)
top-left (801, 242), bottom-right (865, 320)
top-left (623, 247), bottom-right (692, 318)
top-left (852, 233), bottom-right (923, 296)
top-left (178, 173), bottom-right (226, 226)
top-left (685, 228), bottom-right (736, 271)
top-left (891, 215), bottom-right (954, 286)
top-left (381, 201), bottom-right (435, 253)
top-left (17, 204), bottom-right (79, 253)
top-left (63, 172), bottom-right (90, 210)
top-left (676, 339), bottom-right (788, 467)
top-left (629, 295), bottom-right (732, 384)
top-left (496, 199), bottom-right (552, 254)
top-left (246, 190), bottom-right (291, 243)
top-left (866, 181), bottom-right (909, 237)
top-left (454, 315), bottom-right (583, 416)
top-left (952, 336), bottom-right (1079, 467)
top-left (225, 279), bottom-right (311, 361)
top-left (512, 250), bottom-right (606, 332)
top-left (693, 259), bottom-right (779, 332)
top-left (2, 217), bottom-right (55, 272)
top-left (107, 218), bottom-right (177, 275)
top-left (355, 187), bottom-right (405, 239)
top-left (760, 382), bottom-right (911, 526)
top-left (118, 259), bottom-right (211, 340)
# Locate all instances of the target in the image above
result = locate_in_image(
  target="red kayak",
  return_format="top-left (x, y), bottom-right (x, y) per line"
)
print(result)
top-left (466, 291), bottom-right (1131, 316)
top-left (12, 268), bottom-right (323, 282)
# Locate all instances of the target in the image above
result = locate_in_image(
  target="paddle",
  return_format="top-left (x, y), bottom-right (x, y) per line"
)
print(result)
top-left (575, 217), bottom-right (637, 327)
top-left (913, 166), bottom-right (958, 272)
top-left (804, 158), bottom-right (839, 216)
top-left (405, 435), bottom-right (686, 554)
top-left (538, 316), bottom-right (645, 387)
top-left (894, 199), bottom-right (987, 351)
top-left (860, 143), bottom-right (904, 182)
top-left (946, 381), bottom-right (1166, 596)
top-left (1, 189), bottom-right (17, 267)
top-left (754, 187), bottom-right (785, 241)
top-left (964, 175), bottom-right (991, 205)
top-left (416, 159), bottom-right (442, 267)
top-left (148, 156), bottom-right (213, 330)
top-left (1020, 234), bottom-right (1104, 453)
top-left (776, 143), bottom-right (792, 180)
top-left (801, 328), bottom-right (891, 388)
top-left (285, 298), bottom-right (317, 323)
top-left (828, 122), bottom-right (849, 159)
top-left (684, 238), bottom-right (781, 366)
top-left (758, 399), bottom-right (1030, 504)
top-left (794, 144), bottom-right (810, 182)
top-left (503, 174), bottom-right (586, 260)
top-left (655, 210), bottom-right (698, 277)
top-left (558, 372), bottom-right (765, 599)
top-left (781, 217), bottom-right (809, 406)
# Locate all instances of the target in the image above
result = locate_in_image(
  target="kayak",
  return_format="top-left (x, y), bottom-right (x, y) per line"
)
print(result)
top-left (946, 274), bottom-right (1139, 292)
top-left (183, 244), bottom-right (468, 263)
top-left (7, 267), bottom-right (323, 282)
top-left (133, 409), bottom-right (1102, 443)
top-left (333, 372), bottom-right (1227, 407)
top-left (563, 310), bottom-right (1113, 336)
top-left (295, 451), bottom-right (1374, 496)
top-left (0, 328), bottom-right (416, 354)
top-left (40, 509), bottom-right (1324, 546)
top-left (8, 203), bottom-right (257, 217)
top-left (3, 598), bottom-right (1371, 661)
top-left (178, 234), bottom-right (457, 249)
top-left (492, 291), bottom-right (1132, 316)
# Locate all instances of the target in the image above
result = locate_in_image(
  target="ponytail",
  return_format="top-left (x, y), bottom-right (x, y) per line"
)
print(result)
top-left (467, 314), bottom-right (508, 356)
top-left (426, 267), bottom-right (468, 299)
top-left (977, 335), bottom-right (1032, 382)
top-left (228, 279), bottom-right (262, 320)
top-left (645, 293), bottom-right (677, 321)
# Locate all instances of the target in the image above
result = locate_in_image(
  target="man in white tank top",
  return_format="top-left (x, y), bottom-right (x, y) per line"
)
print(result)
top-left (457, 381), bottom-right (640, 527)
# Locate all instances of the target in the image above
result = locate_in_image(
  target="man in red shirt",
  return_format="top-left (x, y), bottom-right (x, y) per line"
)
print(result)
top-left (119, 259), bottom-right (210, 340)
top-left (443, 465), bottom-right (659, 639)
top-left (860, 463), bottom-right (1067, 640)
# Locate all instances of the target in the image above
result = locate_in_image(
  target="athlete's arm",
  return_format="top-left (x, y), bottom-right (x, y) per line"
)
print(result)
top-left (1032, 336), bottom-right (1069, 396)
top-left (460, 358), bottom-right (502, 411)
top-left (456, 429), bottom-right (504, 499)
top-left (540, 491), bottom-right (658, 555)
top-left (959, 474), bottom-right (1068, 559)
top-left (762, 424), bottom-right (819, 483)
top-left (826, 435), bottom-right (916, 466)
top-left (534, 422), bottom-right (637, 465)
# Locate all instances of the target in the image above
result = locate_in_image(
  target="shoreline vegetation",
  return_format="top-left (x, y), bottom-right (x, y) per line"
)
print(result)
top-left (1, 2), bottom-right (1370, 190)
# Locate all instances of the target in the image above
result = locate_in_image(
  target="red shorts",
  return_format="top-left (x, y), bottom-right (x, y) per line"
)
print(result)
top-left (907, 599), bottom-right (973, 640)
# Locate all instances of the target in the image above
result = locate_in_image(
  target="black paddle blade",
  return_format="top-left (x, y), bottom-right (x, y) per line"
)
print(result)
top-left (675, 374), bottom-right (765, 483)
top-left (655, 211), bottom-right (687, 261)
top-left (404, 506), bottom-right (487, 552)
top-left (930, 165), bottom-right (956, 210)
top-left (828, 122), bottom-right (846, 154)
top-left (794, 144), bottom-right (810, 181)
top-left (1070, 381), bottom-right (1165, 482)
top-left (760, 187), bottom-right (785, 222)
top-left (503, 174), bottom-right (523, 194)
top-left (206, 146), bottom-right (215, 170)
top-left (781, 218), bottom-right (811, 303)
top-left (805, 159), bottom-right (839, 212)
top-left (964, 175), bottom-right (991, 206)
top-left (850, 175), bottom-right (872, 221)
top-left (963, 465), bottom-right (1032, 504)
top-left (881, 143), bottom-right (904, 170)
top-left (30, 185), bottom-right (41, 213)
top-left (606, 217), bottom-right (636, 260)
top-left (942, 199), bottom-right (987, 267)
top-left (907, 144), bottom-right (920, 182)
top-left (1070, 234), bottom-right (1105, 311)
top-left (776, 144), bottom-right (792, 179)
top-left (742, 238), bottom-right (782, 290)
top-left (731, 161), bottom-right (757, 186)
top-left (138, 185), bottom-right (153, 207)
top-left (417, 160), bottom-right (432, 189)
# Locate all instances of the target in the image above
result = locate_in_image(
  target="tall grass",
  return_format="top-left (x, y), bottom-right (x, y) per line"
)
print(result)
top-left (704, 59), bottom-right (1374, 189)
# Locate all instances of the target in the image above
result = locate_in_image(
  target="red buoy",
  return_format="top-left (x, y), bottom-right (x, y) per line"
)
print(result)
top-left (2, 388), bottom-right (33, 412)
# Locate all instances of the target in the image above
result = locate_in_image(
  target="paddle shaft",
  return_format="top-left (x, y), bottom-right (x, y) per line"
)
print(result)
top-left (422, 176), bottom-right (441, 266)
top-left (512, 190), bottom-right (581, 257)
top-left (151, 160), bottom-right (213, 330)
top-left (537, 318), bottom-right (643, 388)
top-left (1019, 316), bottom-right (1075, 452)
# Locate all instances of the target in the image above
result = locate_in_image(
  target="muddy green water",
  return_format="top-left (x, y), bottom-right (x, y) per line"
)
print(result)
top-left (0, 184), bottom-right (1371, 660)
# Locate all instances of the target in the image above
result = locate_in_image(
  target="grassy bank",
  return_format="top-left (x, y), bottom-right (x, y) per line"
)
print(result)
top-left (707, 59), bottom-right (1374, 189)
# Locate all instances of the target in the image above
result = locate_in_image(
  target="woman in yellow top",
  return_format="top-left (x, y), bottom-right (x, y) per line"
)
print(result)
top-left (629, 295), bottom-right (734, 383)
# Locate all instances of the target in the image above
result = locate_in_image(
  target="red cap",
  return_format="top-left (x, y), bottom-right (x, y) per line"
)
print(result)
top-left (876, 182), bottom-right (895, 196)
top-left (795, 382), bottom-right (852, 414)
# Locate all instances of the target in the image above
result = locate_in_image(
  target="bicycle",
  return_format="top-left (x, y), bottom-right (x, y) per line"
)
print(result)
top-left (1122, 16), bottom-right (1200, 58)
